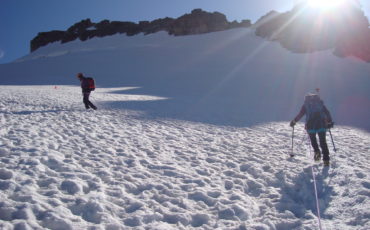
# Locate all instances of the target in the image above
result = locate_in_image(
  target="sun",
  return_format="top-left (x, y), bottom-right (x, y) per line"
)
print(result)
top-left (307, 0), bottom-right (348, 10)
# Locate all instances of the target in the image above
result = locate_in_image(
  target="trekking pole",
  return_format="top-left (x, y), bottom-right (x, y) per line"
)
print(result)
top-left (328, 128), bottom-right (337, 152)
top-left (290, 126), bottom-right (295, 157)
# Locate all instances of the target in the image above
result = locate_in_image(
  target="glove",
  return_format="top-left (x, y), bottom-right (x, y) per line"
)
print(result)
top-left (327, 121), bottom-right (334, 129)
top-left (290, 120), bottom-right (296, 127)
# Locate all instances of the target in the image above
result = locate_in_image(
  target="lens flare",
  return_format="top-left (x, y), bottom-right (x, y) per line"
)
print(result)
top-left (307, 0), bottom-right (347, 9)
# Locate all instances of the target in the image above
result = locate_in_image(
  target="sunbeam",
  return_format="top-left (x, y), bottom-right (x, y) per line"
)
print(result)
top-left (307, 0), bottom-right (347, 9)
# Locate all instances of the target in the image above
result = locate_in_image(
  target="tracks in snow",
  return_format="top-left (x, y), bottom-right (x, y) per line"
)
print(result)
top-left (0, 86), bottom-right (369, 229)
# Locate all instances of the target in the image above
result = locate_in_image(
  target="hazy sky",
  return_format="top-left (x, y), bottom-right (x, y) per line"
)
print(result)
top-left (0, 0), bottom-right (369, 64)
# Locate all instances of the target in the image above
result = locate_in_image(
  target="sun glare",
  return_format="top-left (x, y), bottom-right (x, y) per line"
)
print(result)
top-left (307, 0), bottom-right (347, 9)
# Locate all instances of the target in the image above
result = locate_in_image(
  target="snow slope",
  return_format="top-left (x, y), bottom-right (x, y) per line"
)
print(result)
top-left (0, 86), bottom-right (369, 229)
top-left (0, 28), bottom-right (369, 229)
top-left (0, 29), bottom-right (369, 130)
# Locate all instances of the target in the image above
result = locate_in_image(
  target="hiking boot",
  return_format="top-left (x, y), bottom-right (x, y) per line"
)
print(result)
top-left (314, 151), bottom-right (321, 161)
top-left (323, 160), bottom-right (330, 167)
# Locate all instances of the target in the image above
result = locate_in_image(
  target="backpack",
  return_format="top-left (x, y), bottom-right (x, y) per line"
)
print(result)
top-left (86, 77), bottom-right (95, 91)
top-left (304, 94), bottom-right (326, 122)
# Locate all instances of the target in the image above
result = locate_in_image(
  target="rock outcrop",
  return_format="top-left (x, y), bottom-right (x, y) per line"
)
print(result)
top-left (254, 0), bottom-right (370, 62)
top-left (168, 9), bottom-right (229, 36)
top-left (30, 9), bottom-right (251, 52)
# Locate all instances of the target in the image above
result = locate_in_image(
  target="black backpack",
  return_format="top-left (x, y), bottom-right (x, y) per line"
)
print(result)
top-left (304, 94), bottom-right (326, 122)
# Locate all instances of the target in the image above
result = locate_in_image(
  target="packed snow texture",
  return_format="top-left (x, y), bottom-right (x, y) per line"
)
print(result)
top-left (0, 28), bottom-right (369, 229)
top-left (0, 86), bottom-right (369, 229)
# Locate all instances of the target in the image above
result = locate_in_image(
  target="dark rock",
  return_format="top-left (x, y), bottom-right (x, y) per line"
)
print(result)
top-left (65, 19), bottom-right (95, 43)
top-left (237, 19), bottom-right (252, 28)
top-left (30, 30), bottom-right (66, 52)
top-left (67, 18), bottom-right (95, 34)
top-left (254, 1), bottom-right (370, 61)
top-left (30, 9), bottom-right (252, 52)
top-left (61, 32), bottom-right (79, 44)
top-left (112, 21), bottom-right (141, 35)
top-left (142, 17), bottom-right (175, 35)
top-left (253, 10), bottom-right (281, 28)
top-left (168, 9), bottom-right (229, 36)
top-left (229, 19), bottom-right (252, 29)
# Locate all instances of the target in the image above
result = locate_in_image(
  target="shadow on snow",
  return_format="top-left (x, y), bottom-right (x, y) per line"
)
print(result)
top-left (277, 166), bottom-right (334, 219)
top-left (100, 82), bottom-right (296, 127)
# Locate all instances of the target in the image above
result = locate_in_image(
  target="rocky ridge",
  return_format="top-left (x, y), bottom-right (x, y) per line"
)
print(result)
top-left (30, 4), bottom-right (370, 63)
top-left (255, 1), bottom-right (370, 62)
top-left (30, 9), bottom-right (251, 52)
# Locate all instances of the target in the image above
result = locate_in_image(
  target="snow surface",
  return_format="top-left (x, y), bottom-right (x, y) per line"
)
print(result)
top-left (0, 85), bottom-right (369, 229)
top-left (1, 29), bottom-right (370, 130)
top-left (0, 28), bottom-right (369, 229)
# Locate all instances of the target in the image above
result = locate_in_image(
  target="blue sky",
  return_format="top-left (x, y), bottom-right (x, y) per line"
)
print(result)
top-left (0, 0), bottom-right (369, 64)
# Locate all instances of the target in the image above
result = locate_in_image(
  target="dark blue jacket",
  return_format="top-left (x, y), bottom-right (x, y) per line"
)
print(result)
top-left (79, 76), bottom-right (91, 93)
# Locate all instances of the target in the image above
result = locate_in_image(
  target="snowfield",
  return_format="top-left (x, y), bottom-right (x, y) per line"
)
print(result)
top-left (0, 85), bottom-right (369, 229)
top-left (1, 29), bottom-right (369, 130)
top-left (0, 27), bottom-right (370, 229)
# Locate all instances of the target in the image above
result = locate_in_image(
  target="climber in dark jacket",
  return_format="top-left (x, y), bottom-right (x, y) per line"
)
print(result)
top-left (77, 73), bottom-right (97, 110)
top-left (290, 94), bottom-right (333, 165)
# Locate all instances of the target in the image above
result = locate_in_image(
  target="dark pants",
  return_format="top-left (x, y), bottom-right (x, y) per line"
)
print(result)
top-left (309, 132), bottom-right (330, 161)
top-left (83, 92), bottom-right (97, 109)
